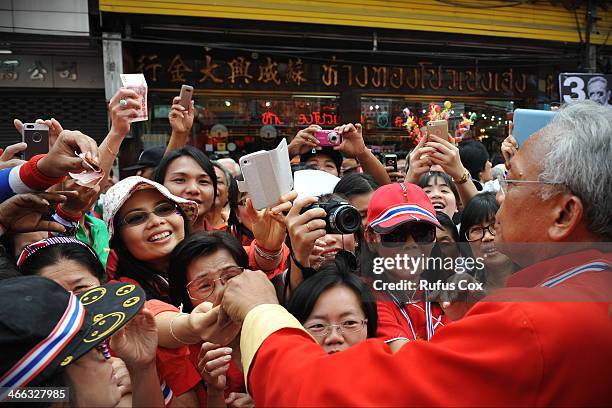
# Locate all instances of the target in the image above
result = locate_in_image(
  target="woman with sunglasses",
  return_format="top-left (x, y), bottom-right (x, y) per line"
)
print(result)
top-left (361, 183), bottom-right (449, 350)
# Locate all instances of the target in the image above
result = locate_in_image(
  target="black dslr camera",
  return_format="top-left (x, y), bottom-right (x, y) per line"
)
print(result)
top-left (301, 198), bottom-right (361, 235)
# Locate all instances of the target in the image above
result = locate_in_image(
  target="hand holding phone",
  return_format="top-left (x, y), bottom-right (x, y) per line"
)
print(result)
top-left (384, 154), bottom-right (398, 172)
top-left (22, 123), bottom-right (49, 160)
top-left (426, 120), bottom-right (449, 142)
top-left (178, 85), bottom-right (194, 110)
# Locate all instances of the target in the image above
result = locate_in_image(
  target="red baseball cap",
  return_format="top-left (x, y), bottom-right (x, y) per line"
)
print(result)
top-left (367, 182), bottom-right (441, 234)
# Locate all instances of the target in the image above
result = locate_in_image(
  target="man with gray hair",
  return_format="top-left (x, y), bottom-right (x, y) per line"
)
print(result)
top-left (219, 100), bottom-right (611, 406)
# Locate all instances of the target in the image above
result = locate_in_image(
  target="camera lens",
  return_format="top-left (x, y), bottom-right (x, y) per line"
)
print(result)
top-left (31, 132), bottom-right (42, 143)
top-left (328, 204), bottom-right (360, 234)
top-left (327, 132), bottom-right (339, 144)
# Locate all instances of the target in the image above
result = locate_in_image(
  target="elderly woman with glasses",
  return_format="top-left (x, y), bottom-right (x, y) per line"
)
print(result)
top-left (152, 231), bottom-right (254, 408)
top-left (459, 192), bottom-right (516, 293)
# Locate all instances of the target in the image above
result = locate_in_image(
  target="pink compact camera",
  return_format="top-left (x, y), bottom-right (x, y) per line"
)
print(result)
top-left (314, 130), bottom-right (342, 146)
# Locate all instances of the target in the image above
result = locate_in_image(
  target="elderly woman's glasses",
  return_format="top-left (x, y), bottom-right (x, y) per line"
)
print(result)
top-left (120, 202), bottom-right (179, 227)
top-left (186, 266), bottom-right (244, 300)
top-left (305, 319), bottom-right (368, 337)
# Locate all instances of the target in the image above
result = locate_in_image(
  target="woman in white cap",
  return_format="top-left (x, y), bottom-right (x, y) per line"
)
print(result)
top-left (104, 176), bottom-right (199, 302)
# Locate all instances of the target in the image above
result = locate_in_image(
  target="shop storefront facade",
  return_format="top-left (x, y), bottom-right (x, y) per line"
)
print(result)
top-left (99, 0), bottom-right (610, 160)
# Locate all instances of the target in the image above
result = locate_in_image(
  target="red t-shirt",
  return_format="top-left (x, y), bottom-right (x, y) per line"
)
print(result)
top-left (375, 293), bottom-right (447, 341)
top-left (146, 300), bottom-right (203, 402)
top-left (146, 300), bottom-right (245, 407)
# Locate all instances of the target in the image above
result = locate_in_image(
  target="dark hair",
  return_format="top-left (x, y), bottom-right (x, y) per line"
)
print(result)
top-left (436, 211), bottom-right (460, 243)
top-left (225, 167), bottom-right (253, 244)
top-left (300, 147), bottom-right (343, 174)
top-left (490, 153), bottom-right (505, 167)
top-left (459, 192), bottom-right (499, 243)
top-left (112, 206), bottom-right (191, 301)
top-left (459, 141), bottom-right (490, 180)
top-left (169, 231), bottom-right (248, 312)
top-left (19, 243), bottom-right (106, 283)
top-left (212, 161), bottom-right (234, 208)
top-left (417, 171), bottom-right (461, 209)
top-left (286, 261), bottom-right (378, 338)
top-left (334, 173), bottom-right (378, 199)
top-left (291, 162), bottom-right (318, 175)
top-left (154, 146), bottom-right (218, 206)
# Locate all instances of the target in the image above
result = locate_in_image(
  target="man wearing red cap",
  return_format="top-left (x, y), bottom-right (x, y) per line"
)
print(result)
top-left (364, 182), bottom-right (448, 345)
top-left (221, 102), bottom-right (611, 406)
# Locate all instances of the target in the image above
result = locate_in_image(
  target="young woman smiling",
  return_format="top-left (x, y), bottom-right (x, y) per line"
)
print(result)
top-left (104, 176), bottom-right (198, 302)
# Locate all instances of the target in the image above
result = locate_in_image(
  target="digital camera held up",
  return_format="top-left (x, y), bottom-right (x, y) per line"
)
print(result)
top-left (301, 197), bottom-right (361, 234)
top-left (314, 130), bottom-right (342, 146)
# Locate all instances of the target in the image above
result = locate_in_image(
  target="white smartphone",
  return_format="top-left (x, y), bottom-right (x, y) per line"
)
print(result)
top-left (237, 139), bottom-right (293, 210)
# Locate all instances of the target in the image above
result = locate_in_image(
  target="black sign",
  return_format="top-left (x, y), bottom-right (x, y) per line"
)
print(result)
top-left (559, 73), bottom-right (612, 106)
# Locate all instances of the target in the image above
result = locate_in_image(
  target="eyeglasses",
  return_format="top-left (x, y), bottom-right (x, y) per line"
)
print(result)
top-left (380, 223), bottom-right (436, 245)
top-left (466, 224), bottom-right (496, 242)
top-left (305, 319), bottom-right (368, 338)
top-left (186, 266), bottom-right (244, 300)
top-left (120, 202), bottom-right (179, 227)
top-left (496, 173), bottom-right (559, 197)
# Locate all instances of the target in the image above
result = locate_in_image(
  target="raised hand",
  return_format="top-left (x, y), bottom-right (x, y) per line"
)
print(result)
top-left (0, 142), bottom-right (27, 170)
top-left (285, 196), bottom-right (327, 268)
top-left (169, 96), bottom-right (195, 135)
top-left (108, 88), bottom-right (141, 136)
top-left (288, 125), bottom-right (321, 157)
top-left (333, 123), bottom-right (368, 158)
top-left (110, 308), bottom-right (158, 369)
top-left (37, 130), bottom-right (99, 178)
top-left (197, 342), bottom-right (233, 391)
top-left (248, 191), bottom-right (296, 252)
top-left (0, 192), bottom-right (72, 233)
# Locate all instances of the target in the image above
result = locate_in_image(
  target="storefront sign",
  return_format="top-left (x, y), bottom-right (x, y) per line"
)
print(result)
top-left (125, 48), bottom-right (537, 98)
top-left (0, 56), bottom-right (103, 88)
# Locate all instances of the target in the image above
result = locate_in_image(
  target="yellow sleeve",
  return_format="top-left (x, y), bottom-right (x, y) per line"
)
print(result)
top-left (240, 304), bottom-right (311, 383)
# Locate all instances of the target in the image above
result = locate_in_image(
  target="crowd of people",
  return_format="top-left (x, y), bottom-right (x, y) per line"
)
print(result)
top-left (0, 88), bottom-right (610, 407)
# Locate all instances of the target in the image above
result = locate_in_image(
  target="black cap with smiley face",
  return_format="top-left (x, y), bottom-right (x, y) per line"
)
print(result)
top-left (0, 276), bottom-right (145, 390)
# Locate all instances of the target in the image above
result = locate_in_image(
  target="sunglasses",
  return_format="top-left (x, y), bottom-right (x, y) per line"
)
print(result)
top-left (120, 201), bottom-right (179, 227)
top-left (380, 223), bottom-right (436, 245)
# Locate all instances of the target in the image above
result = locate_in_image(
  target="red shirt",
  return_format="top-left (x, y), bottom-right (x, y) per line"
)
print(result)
top-left (247, 250), bottom-right (612, 406)
top-left (146, 300), bottom-right (246, 407)
top-left (145, 300), bottom-right (203, 402)
top-left (376, 298), bottom-right (447, 341)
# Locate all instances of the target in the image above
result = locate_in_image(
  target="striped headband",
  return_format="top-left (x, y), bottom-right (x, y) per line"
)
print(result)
top-left (0, 293), bottom-right (86, 395)
top-left (370, 204), bottom-right (438, 228)
top-left (17, 237), bottom-right (99, 267)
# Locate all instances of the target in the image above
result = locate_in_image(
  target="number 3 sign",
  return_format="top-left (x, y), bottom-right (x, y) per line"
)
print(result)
top-left (559, 73), bottom-right (612, 106)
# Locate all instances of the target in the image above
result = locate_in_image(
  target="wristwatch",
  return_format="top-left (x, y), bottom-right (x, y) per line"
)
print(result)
top-left (453, 169), bottom-right (470, 185)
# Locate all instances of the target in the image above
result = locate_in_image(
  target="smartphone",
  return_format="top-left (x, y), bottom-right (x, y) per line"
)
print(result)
top-left (22, 123), bottom-right (49, 160)
top-left (384, 154), bottom-right (398, 171)
top-left (512, 109), bottom-right (557, 146)
top-left (237, 139), bottom-right (293, 210)
top-left (178, 85), bottom-right (194, 110)
top-left (426, 120), bottom-right (449, 141)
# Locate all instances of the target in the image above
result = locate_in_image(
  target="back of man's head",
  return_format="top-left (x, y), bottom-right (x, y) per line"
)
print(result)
top-left (539, 100), bottom-right (612, 240)
top-left (459, 141), bottom-right (489, 180)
